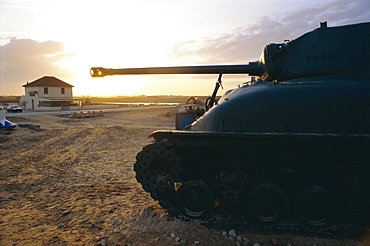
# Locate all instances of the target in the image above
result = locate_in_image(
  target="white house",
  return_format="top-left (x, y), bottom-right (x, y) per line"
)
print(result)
top-left (20, 76), bottom-right (82, 110)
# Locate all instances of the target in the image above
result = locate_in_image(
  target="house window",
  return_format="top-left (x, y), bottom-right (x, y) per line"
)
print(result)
top-left (61, 88), bottom-right (65, 94)
top-left (44, 87), bottom-right (48, 94)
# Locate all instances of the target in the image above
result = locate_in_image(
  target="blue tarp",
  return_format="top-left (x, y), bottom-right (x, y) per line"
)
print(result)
top-left (0, 119), bottom-right (16, 128)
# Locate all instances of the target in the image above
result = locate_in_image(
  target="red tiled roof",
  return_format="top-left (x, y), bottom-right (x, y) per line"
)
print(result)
top-left (23, 76), bottom-right (74, 87)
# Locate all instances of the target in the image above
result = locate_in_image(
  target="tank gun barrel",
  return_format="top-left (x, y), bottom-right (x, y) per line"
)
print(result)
top-left (90, 62), bottom-right (264, 78)
top-left (91, 22), bottom-right (370, 81)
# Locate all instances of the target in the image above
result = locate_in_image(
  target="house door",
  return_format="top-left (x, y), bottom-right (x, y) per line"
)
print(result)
top-left (32, 99), bottom-right (34, 110)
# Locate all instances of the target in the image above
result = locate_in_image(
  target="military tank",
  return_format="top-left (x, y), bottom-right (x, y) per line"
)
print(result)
top-left (91, 22), bottom-right (370, 236)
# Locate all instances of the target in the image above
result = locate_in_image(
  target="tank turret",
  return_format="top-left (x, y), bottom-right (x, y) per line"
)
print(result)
top-left (91, 22), bottom-right (369, 81)
top-left (91, 22), bottom-right (370, 237)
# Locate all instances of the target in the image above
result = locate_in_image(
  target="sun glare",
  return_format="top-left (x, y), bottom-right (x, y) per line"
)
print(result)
top-left (3, 0), bottom-right (250, 96)
top-left (51, 1), bottom-right (191, 96)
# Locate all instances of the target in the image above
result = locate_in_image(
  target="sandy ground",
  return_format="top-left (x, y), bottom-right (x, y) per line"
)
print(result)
top-left (1, 106), bottom-right (369, 246)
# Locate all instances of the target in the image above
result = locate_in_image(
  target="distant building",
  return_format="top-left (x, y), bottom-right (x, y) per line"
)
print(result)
top-left (20, 76), bottom-right (82, 110)
top-left (0, 96), bottom-right (21, 106)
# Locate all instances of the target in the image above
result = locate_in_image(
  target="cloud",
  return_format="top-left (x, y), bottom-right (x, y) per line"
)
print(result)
top-left (0, 38), bottom-right (75, 95)
top-left (169, 0), bottom-right (370, 64)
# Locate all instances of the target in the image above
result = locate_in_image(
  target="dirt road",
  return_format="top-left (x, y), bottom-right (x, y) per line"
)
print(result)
top-left (0, 107), bottom-right (368, 245)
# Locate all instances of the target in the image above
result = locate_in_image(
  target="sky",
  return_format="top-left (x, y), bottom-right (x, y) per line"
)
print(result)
top-left (0, 0), bottom-right (369, 96)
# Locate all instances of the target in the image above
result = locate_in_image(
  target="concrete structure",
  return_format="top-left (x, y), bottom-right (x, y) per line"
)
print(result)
top-left (20, 76), bottom-right (82, 111)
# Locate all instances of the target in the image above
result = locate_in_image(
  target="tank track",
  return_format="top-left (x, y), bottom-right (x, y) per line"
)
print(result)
top-left (134, 138), bottom-right (368, 239)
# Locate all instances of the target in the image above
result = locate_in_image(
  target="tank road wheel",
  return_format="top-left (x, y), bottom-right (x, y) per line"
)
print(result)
top-left (176, 179), bottom-right (215, 219)
top-left (134, 142), bottom-right (184, 194)
top-left (294, 186), bottom-right (336, 228)
top-left (246, 183), bottom-right (288, 224)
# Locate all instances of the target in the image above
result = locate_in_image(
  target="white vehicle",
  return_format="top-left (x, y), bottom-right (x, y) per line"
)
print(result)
top-left (7, 105), bottom-right (23, 113)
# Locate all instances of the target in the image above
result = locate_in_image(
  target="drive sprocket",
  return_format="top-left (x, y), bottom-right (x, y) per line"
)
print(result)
top-left (134, 141), bottom-right (184, 196)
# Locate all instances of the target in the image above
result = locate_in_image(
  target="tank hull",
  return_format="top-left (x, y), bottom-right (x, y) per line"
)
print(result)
top-left (190, 75), bottom-right (370, 135)
top-left (134, 74), bottom-right (370, 235)
top-left (135, 130), bottom-right (370, 236)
